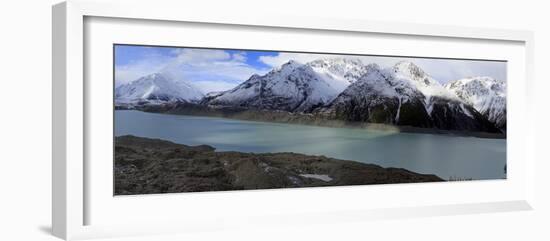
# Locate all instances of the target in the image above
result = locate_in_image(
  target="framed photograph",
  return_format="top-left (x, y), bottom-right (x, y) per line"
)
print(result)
top-left (53, 0), bottom-right (536, 240)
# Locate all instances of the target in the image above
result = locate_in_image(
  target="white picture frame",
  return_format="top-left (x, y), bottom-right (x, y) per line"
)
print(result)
top-left (52, 0), bottom-right (536, 240)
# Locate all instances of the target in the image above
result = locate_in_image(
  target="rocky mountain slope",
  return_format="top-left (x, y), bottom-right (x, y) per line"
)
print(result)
top-left (317, 63), bottom-right (432, 127)
top-left (318, 61), bottom-right (501, 132)
top-left (445, 76), bottom-right (506, 130)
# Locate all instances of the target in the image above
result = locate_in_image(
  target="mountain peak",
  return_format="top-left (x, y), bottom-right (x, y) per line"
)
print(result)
top-left (392, 61), bottom-right (441, 89)
top-left (115, 72), bottom-right (203, 105)
top-left (300, 58), bottom-right (375, 92)
top-left (307, 57), bottom-right (365, 69)
top-left (446, 76), bottom-right (505, 93)
top-left (365, 63), bottom-right (381, 71)
top-left (451, 76), bottom-right (502, 85)
top-left (249, 73), bottom-right (261, 79)
top-left (315, 57), bottom-right (362, 64)
top-left (282, 60), bottom-right (302, 68)
top-left (272, 60), bottom-right (304, 74)
top-left (136, 72), bottom-right (165, 82)
top-left (393, 61), bottom-right (425, 76)
top-left (149, 72), bottom-right (163, 78)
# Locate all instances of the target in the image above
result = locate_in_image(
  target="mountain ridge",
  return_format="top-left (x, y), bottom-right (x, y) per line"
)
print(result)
top-left (115, 58), bottom-right (505, 134)
top-left (317, 61), bottom-right (501, 133)
top-left (445, 76), bottom-right (506, 130)
top-left (203, 59), bottom-right (370, 112)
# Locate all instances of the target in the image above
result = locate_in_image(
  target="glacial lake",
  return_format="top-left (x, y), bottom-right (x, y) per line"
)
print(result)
top-left (115, 110), bottom-right (506, 180)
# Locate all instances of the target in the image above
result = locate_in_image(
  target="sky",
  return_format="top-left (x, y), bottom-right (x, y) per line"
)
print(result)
top-left (114, 45), bottom-right (507, 94)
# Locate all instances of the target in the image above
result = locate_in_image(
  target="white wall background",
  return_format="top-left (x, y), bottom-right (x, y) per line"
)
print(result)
top-left (0, 0), bottom-right (548, 240)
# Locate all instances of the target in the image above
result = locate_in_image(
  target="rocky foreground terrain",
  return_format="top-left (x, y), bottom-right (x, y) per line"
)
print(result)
top-left (114, 135), bottom-right (443, 195)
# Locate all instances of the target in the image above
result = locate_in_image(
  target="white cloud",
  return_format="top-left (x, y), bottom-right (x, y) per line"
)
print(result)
top-left (171, 48), bottom-right (231, 63)
top-left (191, 80), bottom-right (241, 94)
top-left (232, 52), bottom-right (247, 62)
top-left (115, 48), bottom-right (269, 93)
top-left (115, 66), bottom-right (149, 87)
top-left (115, 54), bottom-right (172, 86)
top-left (161, 49), bottom-right (269, 93)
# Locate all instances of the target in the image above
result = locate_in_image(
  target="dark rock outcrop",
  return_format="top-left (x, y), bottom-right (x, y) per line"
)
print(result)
top-left (114, 135), bottom-right (444, 195)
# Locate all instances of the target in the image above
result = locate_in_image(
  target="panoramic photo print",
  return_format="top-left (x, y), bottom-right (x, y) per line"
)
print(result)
top-left (113, 44), bottom-right (507, 195)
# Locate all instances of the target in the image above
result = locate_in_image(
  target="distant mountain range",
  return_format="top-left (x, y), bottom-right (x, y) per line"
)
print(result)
top-left (115, 58), bottom-right (506, 134)
top-left (202, 58), bottom-right (366, 112)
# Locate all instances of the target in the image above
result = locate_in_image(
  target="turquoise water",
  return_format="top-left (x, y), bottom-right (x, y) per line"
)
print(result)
top-left (115, 110), bottom-right (506, 180)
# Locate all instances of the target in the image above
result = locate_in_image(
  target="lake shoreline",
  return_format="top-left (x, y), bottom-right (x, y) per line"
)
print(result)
top-left (118, 103), bottom-right (506, 139)
top-left (115, 135), bottom-right (444, 195)
top-left (115, 109), bottom-right (507, 180)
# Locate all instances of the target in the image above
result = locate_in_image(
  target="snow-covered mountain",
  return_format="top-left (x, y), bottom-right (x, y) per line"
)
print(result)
top-left (392, 61), bottom-right (500, 132)
top-left (115, 73), bottom-right (203, 105)
top-left (392, 61), bottom-right (459, 102)
top-left (120, 58), bottom-right (505, 134)
top-left (445, 77), bottom-right (506, 130)
top-left (307, 58), bottom-right (369, 91)
top-left (317, 63), bottom-right (432, 126)
top-left (203, 59), bottom-right (370, 112)
top-left (319, 61), bottom-right (501, 133)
